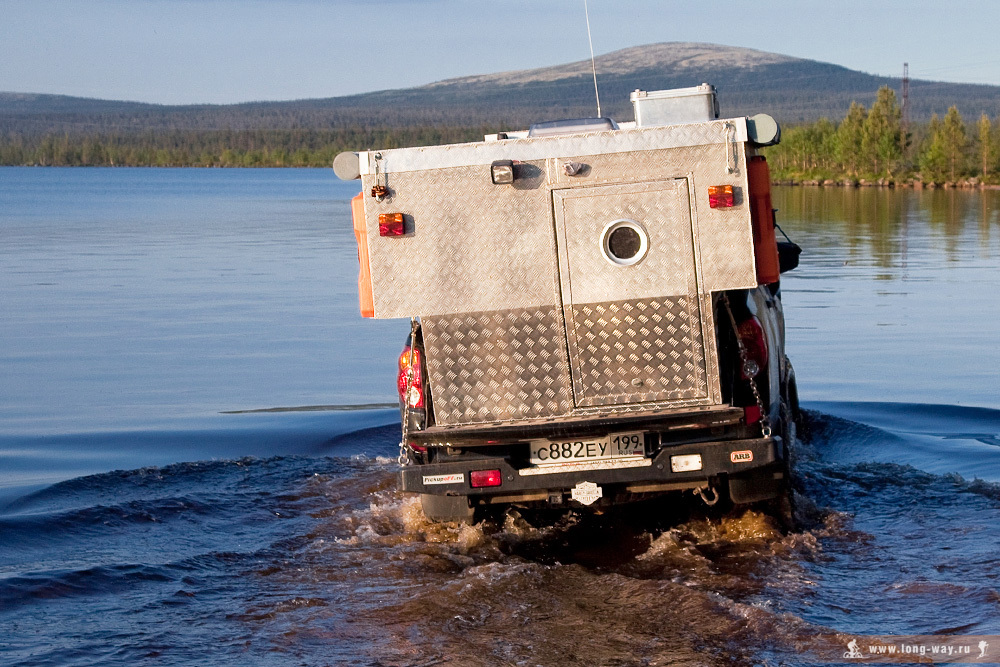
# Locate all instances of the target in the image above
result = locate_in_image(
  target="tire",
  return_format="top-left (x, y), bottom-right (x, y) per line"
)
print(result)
top-left (766, 480), bottom-right (797, 532)
top-left (419, 493), bottom-right (475, 523)
top-left (731, 389), bottom-right (797, 532)
top-left (784, 362), bottom-right (801, 431)
top-left (773, 394), bottom-right (798, 532)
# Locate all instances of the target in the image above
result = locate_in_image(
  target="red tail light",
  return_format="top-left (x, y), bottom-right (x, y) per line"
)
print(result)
top-left (737, 316), bottom-right (768, 379)
top-left (470, 469), bottom-right (503, 488)
top-left (397, 345), bottom-right (425, 408)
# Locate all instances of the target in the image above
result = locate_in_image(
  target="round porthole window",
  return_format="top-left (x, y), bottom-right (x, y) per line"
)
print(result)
top-left (601, 219), bottom-right (648, 266)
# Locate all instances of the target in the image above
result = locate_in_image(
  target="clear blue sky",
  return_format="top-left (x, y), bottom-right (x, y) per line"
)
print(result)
top-left (3, 0), bottom-right (999, 105)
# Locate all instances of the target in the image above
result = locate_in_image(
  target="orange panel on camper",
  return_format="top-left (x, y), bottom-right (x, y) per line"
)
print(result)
top-left (747, 155), bottom-right (780, 285)
top-left (351, 193), bottom-right (375, 317)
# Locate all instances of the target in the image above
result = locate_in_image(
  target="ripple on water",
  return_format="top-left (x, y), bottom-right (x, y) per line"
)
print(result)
top-left (3, 407), bottom-right (1000, 665)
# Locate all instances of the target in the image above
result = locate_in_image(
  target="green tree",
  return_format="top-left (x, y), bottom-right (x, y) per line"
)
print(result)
top-left (860, 86), bottom-right (903, 178)
top-left (920, 114), bottom-right (946, 182)
top-left (835, 101), bottom-right (867, 177)
top-left (977, 113), bottom-right (995, 180)
top-left (768, 117), bottom-right (839, 178)
top-left (920, 106), bottom-right (967, 182)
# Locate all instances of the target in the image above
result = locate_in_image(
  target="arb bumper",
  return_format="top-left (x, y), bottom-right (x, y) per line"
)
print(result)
top-left (399, 436), bottom-right (780, 503)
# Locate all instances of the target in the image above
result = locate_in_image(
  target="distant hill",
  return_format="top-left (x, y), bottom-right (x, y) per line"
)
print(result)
top-left (3, 42), bottom-right (999, 138)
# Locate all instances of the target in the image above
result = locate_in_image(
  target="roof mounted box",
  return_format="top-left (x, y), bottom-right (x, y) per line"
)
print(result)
top-left (630, 84), bottom-right (720, 127)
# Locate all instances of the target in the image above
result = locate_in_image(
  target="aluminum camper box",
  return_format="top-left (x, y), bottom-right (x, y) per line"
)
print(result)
top-left (336, 87), bottom-right (797, 523)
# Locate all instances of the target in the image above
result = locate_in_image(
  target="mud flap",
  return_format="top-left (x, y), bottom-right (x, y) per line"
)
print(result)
top-left (420, 493), bottom-right (475, 523)
top-left (728, 471), bottom-right (783, 505)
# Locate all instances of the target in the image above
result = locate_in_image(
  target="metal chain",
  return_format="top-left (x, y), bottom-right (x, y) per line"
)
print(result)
top-left (747, 369), bottom-right (772, 438)
top-left (397, 317), bottom-right (419, 466)
top-left (720, 294), bottom-right (772, 438)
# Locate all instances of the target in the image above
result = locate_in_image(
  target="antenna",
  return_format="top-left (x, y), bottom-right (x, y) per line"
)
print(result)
top-left (584, 0), bottom-right (601, 117)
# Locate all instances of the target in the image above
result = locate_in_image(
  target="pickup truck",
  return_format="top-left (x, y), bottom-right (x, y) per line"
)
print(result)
top-left (335, 84), bottom-right (800, 525)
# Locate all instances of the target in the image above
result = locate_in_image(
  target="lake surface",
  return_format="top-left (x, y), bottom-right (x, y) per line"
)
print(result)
top-left (1, 169), bottom-right (999, 665)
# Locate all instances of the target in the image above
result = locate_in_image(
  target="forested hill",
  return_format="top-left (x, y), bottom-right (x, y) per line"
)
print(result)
top-left (4, 42), bottom-right (1000, 137)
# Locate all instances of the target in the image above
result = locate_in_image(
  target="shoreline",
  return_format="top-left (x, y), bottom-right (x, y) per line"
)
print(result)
top-left (773, 178), bottom-right (1000, 190)
top-left (4, 164), bottom-right (1000, 190)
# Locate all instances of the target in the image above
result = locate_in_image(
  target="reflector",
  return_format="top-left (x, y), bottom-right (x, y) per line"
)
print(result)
top-left (670, 454), bottom-right (703, 473)
top-left (470, 469), bottom-right (503, 488)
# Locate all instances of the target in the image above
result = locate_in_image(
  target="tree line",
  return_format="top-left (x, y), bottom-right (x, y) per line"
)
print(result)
top-left (2, 87), bottom-right (997, 182)
top-left (0, 126), bottom-right (490, 167)
top-left (766, 86), bottom-right (999, 184)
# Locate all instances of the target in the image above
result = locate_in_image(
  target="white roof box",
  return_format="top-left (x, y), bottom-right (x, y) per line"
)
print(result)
top-left (630, 84), bottom-right (720, 127)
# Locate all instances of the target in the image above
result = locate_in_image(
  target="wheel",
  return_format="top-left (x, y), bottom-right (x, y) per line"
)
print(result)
top-left (767, 473), bottom-right (797, 532)
top-left (730, 391), bottom-right (798, 532)
top-left (773, 393), bottom-right (798, 532)
top-left (783, 361), bottom-right (802, 434)
top-left (419, 493), bottom-right (475, 523)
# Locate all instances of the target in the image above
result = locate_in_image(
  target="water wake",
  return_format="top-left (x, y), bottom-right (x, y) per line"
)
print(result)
top-left (2, 404), bottom-right (1000, 665)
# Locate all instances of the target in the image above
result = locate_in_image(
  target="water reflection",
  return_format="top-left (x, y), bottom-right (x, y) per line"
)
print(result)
top-left (773, 185), bottom-right (1000, 409)
top-left (774, 186), bottom-right (1000, 269)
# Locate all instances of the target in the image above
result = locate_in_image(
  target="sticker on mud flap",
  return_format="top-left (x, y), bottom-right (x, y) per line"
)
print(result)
top-left (422, 473), bottom-right (465, 486)
top-left (730, 450), bottom-right (753, 463)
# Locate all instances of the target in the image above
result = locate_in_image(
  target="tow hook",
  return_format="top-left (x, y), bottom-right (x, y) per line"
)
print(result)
top-left (694, 485), bottom-right (719, 506)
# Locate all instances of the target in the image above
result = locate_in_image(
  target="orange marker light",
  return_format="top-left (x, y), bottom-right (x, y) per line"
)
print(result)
top-left (378, 212), bottom-right (405, 236)
top-left (708, 185), bottom-right (735, 208)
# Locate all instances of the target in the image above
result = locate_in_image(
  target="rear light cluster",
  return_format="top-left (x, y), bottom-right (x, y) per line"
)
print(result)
top-left (736, 316), bottom-right (768, 379)
top-left (397, 345), bottom-right (425, 409)
top-left (378, 212), bottom-right (405, 237)
top-left (708, 184), bottom-right (734, 208)
top-left (736, 315), bottom-right (768, 426)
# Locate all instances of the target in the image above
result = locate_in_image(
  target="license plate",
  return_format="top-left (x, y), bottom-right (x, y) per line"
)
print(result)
top-left (529, 431), bottom-right (645, 466)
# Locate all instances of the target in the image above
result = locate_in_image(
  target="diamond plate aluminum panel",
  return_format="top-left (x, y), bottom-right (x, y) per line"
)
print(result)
top-left (352, 120), bottom-right (757, 425)
top-left (549, 144), bottom-right (754, 294)
top-left (421, 307), bottom-right (574, 426)
top-left (362, 162), bottom-right (560, 319)
top-left (565, 297), bottom-right (710, 407)
top-left (697, 291), bottom-right (722, 404)
top-left (358, 119), bottom-right (748, 174)
top-left (553, 180), bottom-right (697, 304)
top-left (360, 134), bottom-right (756, 320)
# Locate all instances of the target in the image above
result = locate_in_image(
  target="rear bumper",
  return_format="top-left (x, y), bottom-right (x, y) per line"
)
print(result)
top-left (399, 436), bottom-right (780, 501)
